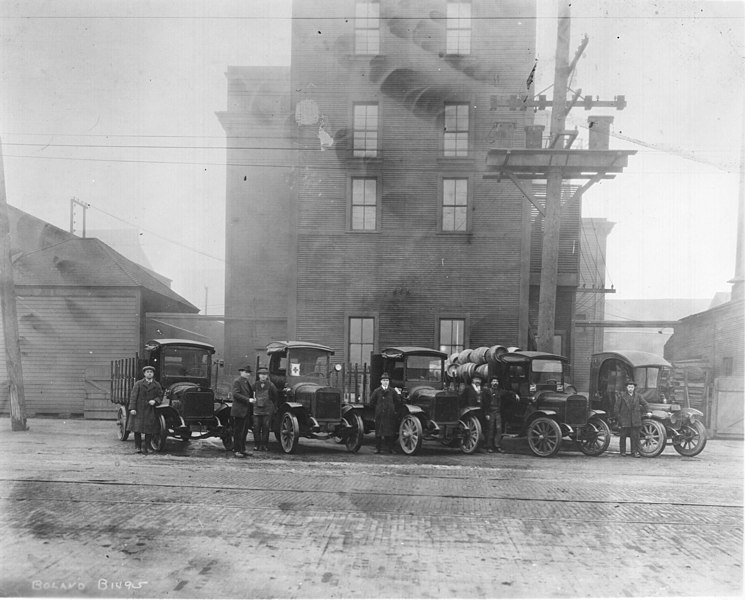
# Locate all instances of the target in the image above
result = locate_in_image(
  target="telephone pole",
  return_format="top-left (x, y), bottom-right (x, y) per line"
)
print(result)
top-left (537, 2), bottom-right (572, 352)
top-left (0, 137), bottom-right (29, 430)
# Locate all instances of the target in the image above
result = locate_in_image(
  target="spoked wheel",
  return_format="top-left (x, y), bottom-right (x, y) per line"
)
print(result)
top-left (578, 417), bottom-right (612, 456)
top-left (117, 406), bottom-right (130, 441)
top-left (458, 414), bottom-right (482, 455)
top-left (344, 413), bottom-right (365, 453)
top-left (673, 420), bottom-right (707, 457)
top-left (527, 417), bottom-right (562, 457)
top-left (398, 414), bottom-right (423, 455)
top-left (638, 418), bottom-right (666, 457)
top-left (150, 414), bottom-right (168, 453)
top-left (279, 411), bottom-right (300, 454)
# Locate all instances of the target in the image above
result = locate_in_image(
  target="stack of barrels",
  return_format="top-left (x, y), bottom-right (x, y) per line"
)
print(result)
top-left (444, 344), bottom-right (521, 385)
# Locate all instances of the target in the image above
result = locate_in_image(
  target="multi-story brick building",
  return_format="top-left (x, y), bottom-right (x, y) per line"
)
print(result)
top-left (219, 0), bottom-right (590, 372)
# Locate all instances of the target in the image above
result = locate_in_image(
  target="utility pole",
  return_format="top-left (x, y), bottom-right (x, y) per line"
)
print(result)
top-left (0, 137), bottom-right (29, 430)
top-left (536, 2), bottom-right (572, 352)
top-left (69, 197), bottom-right (88, 237)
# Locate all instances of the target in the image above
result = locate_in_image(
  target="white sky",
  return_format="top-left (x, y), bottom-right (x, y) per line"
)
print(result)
top-left (1, 0), bottom-right (743, 313)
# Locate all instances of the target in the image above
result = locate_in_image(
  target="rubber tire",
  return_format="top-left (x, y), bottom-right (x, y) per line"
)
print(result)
top-left (399, 414), bottom-right (423, 456)
top-left (149, 414), bottom-right (168, 453)
top-left (673, 420), bottom-right (707, 457)
top-left (344, 414), bottom-right (365, 453)
top-left (279, 411), bottom-right (300, 454)
top-left (578, 417), bottom-right (612, 456)
top-left (117, 406), bottom-right (130, 441)
top-left (458, 414), bottom-right (482, 455)
top-left (638, 418), bottom-right (667, 458)
top-left (527, 417), bottom-right (562, 457)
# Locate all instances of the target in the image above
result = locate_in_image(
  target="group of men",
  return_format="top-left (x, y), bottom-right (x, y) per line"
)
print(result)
top-left (128, 363), bottom-right (651, 458)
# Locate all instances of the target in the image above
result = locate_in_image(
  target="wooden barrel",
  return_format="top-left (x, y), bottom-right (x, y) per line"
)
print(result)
top-left (446, 362), bottom-right (459, 379)
top-left (475, 364), bottom-right (490, 382)
top-left (468, 346), bottom-right (489, 365)
top-left (449, 352), bottom-right (461, 366)
top-left (457, 349), bottom-right (472, 365)
top-left (456, 363), bottom-right (476, 383)
top-left (486, 345), bottom-right (508, 364)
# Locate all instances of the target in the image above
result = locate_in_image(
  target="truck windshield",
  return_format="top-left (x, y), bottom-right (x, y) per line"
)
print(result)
top-left (406, 356), bottom-right (442, 384)
top-left (162, 346), bottom-right (212, 378)
top-left (633, 367), bottom-right (661, 390)
top-left (531, 359), bottom-right (564, 384)
top-left (287, 348), bottom-right (329, 379)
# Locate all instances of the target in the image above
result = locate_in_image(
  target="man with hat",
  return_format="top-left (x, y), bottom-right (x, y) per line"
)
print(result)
top-left (370, 372), bottom-right (402, 453)
top-left (482, 376), bottom-right (505, 454)
top-left (251, 366), bottom-right (278, 451)
top-left (460, 374), bottom-right (487, 452)
top-left (614, 379), bottom-right (652, 457)
top-left (231, 365), bottom-right (255, 457)
top-left (128, 365), bottom-right (163, 454)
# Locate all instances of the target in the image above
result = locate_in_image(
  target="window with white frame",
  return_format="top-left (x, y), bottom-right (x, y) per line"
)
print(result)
top-left (446, 1), bottom-right (471, 55)
top-left (353, 103), bottom-right (379, 157)
top-left (349, 317), bottom-right (375, 366)
top-left (351, 177), bottom-right (377, 231)
top-left (440, 319), bottom-right (465, 355)
top-left (355, 1), bottom-right (380, 55)
top-left (442, 178), bottom-right (468, 231)
top-left (444, 103), bottom-right (469, 157)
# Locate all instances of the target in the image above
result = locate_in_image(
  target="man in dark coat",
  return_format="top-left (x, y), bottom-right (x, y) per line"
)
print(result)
top-left (460, 374), bottom-right (484, 407)
top-left (127, 365), bottom-right (163, 454)
top-left (370, 372), bottom-right (402, 454)
top-left (251, 366), bottom-right (278, 451)
top-left (614, 379), bottom-right (651, 457)
top-left (482, 376), bottom-right (505, 454)
top-left (230, 365), bottom-right (254, 457)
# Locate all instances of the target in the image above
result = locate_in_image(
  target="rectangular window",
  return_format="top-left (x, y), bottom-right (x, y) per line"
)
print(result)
top-left (349, 317), bottom-right (375, 366)
top-left (723, 357), bottom-right (733, 377)
top-left (440, 319), bottom-right (465, 355)
top-left (351, 177), bottom-right (377, 231)
top-left (446, 1), bottom-right (471, 55)
top-left (355, 1), bottom-right (380, 55)
top-left (442, 178), bottom-right (468, 231)
top-left (444, 103), bottom-right (469, 157)
top-left (353, 103), bottom-right (379, 157)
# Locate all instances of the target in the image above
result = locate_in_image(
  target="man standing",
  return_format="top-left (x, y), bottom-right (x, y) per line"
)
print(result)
top-left (128, 365), bottom-right (163, 455)
top-left (614, 379), bottom-right (651, 458)
top-left (460, 374), bottom-right (484, 407)
top-left (483, 376), bottom-right (504, 453)
top-left (230, 365), bottom-right (254, 458)
top-left (251, 366), bottom-right (278, 451)
top-left (370, 372), bottom-right (401, 454)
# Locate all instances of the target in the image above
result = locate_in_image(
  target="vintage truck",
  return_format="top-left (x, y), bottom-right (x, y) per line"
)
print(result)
top-left (369, 346), bottom-right (483, 455)
top-left (589, 350), bottom-right (707, 457)
top-left (112, 338), bottom-right (232, 452)
top-left (265, 341), bottom-right (365, 454)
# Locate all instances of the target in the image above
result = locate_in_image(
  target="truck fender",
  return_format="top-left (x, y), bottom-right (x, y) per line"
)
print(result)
top-left (278, 401), bottom-right (304, 413)
top-left (154, 404), bottom-right (184, 429)
top-left (588, 409), bottom-right (607, 420)
top-left (401, 404), bottom-right (425, 416)
top-left (649, 409), bottom-right (670, 421)
top-left (459, 406), bottom-right (482, 419)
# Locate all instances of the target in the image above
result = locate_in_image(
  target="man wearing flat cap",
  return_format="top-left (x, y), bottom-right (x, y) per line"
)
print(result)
top-left (614, 379), bottom-right (651, 458)
top-left (128, 365), bottom-right (163, 454)
top-left (231, 365), bottom-right (255, 457)
top-left (370, 372), bottom-right (402, 454)
top-left (251, 366), bottom-right (278, 451)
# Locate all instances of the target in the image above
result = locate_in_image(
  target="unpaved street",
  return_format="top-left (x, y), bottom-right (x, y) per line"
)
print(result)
top-left (0, 419), bottom-right (742, 598)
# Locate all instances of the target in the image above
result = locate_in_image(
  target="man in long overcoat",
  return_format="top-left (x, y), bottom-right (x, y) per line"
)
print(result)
top-left (614, 379), bottom-right (651, 457)
top-left (128, 365), bottom-right (163, 454)
top-left (230, 365), bottom-right (254, 457)
top-left (482, 376), bottom-right (505, 454)
top-left (370, 372), bottom-right (402, 454)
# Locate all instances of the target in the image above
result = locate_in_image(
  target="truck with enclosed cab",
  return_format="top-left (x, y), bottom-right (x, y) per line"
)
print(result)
top-left (265, 341), bottom-right (365, 454)
top-left (112, 338), bottom-right (232, 452)
top-left (369, 346), bottom-right (483, 455)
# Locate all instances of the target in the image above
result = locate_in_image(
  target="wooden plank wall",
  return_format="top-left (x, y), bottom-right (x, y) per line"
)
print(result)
top-left (0, 291), bottom-right (139, 417)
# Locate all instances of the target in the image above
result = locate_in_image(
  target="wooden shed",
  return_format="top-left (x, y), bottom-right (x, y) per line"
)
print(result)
top-left (0, 206), bottom-right (198, 418)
